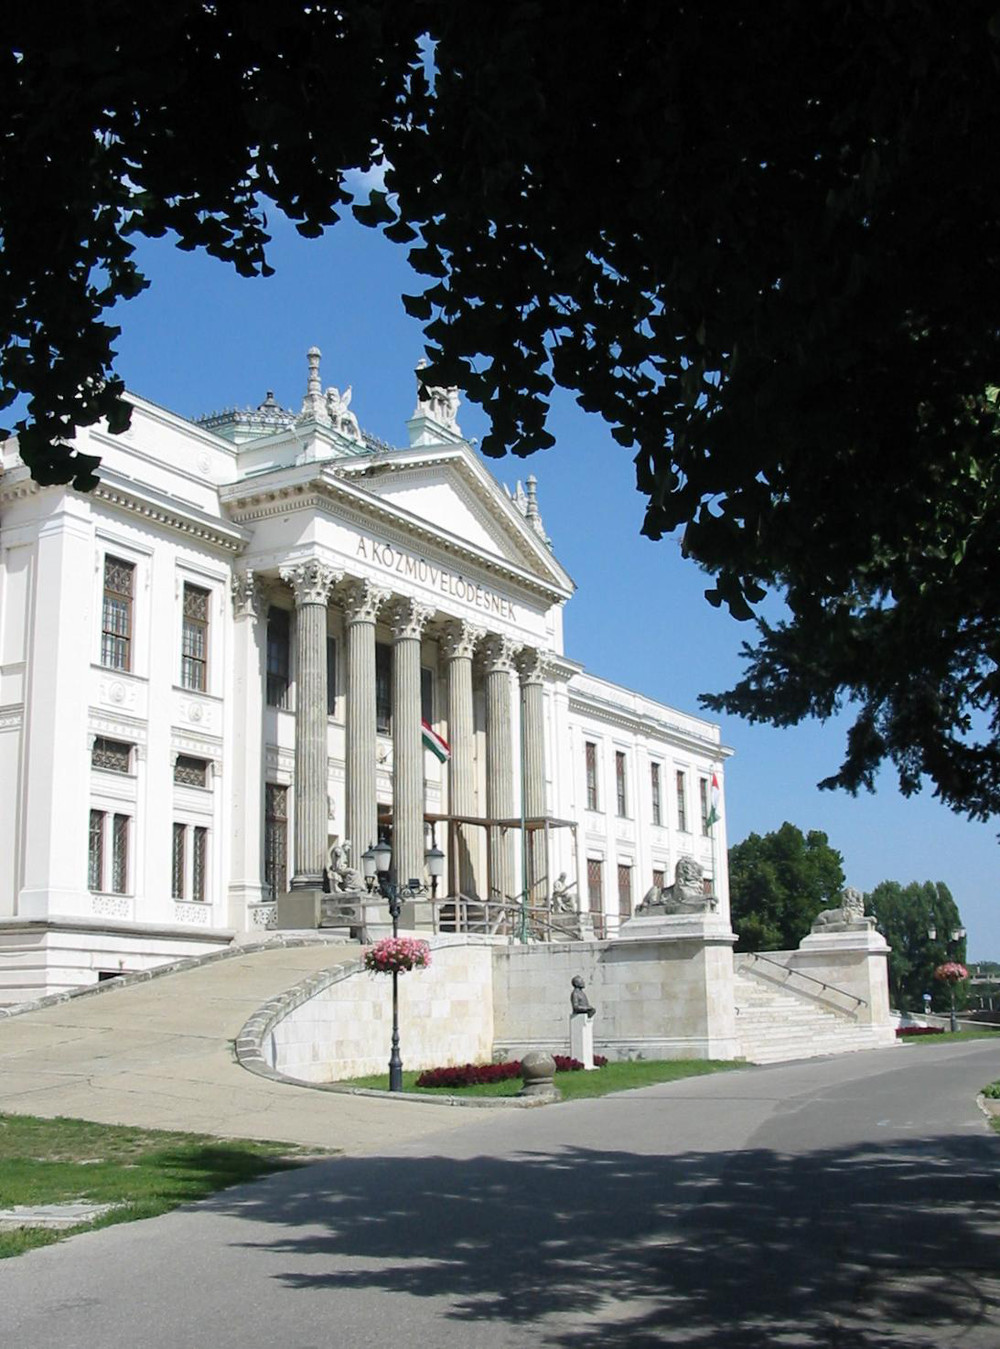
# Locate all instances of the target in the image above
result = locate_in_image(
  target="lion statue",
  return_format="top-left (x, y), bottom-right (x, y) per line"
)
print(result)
top-left (638, 855), bottom-right (718, 915)
top-left (810, 886), bottom-right (873, 933)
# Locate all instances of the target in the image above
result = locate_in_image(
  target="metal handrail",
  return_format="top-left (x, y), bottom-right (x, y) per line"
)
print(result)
top-left (738, 950), bottom-right (867, 1014)
top-left (429, 892), bottom-right (588, 942)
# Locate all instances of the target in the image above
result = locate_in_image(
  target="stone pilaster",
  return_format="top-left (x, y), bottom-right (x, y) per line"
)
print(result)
top-left (441, 619), bottom-right (484, 898)
top-left (341, 578), bottom-right (388, 865)
top-left (517, 646), bottom-right (549, 907)
top-left (280, 559), bottom-right (340, 889)
top-left (388, 597), bottom-right (433, 888)
top-left (228, 570), bottom-right (268, 923)
top-left (481, 633), bottom-right (517, 908)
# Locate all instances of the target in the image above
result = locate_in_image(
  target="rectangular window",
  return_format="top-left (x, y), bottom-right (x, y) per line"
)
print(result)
top-left (181, 584), bottom-right (210, 691)
top-left (92, 737), bottom-right (131, 774)
top-left (264, 784), bottom-right (288, 902)
top-left (650, 762), bottom-right (662, 826)
top-left (617, 863), bottom-right (632, 920)
top-left (421, 666), bottom-right (433, 727)
top-left (88, 810), bottom-right (104, 891)
top-left (652, 867), bottom-right (665, 892)
top-left (172, 822), bottom-right (186, 899)
top-left (266, 607), bottom-right (291, 708)
top-left (111, 814), bottom-right (129, 894)
top-left (587, 858), bottom-right (605, 939)
top-left (585, 742), bottom-right (598, 811)
top-left (326, 636), bottom-right (337, 717)
top-left (376, 642), bottom-right (392, 733)
top-left (174, 755), bottom-right (209, 788)
top-left (192, 827), bottom-right (207, 902)
top-left (700, 777), bottom-right (710, 835)
top-left (101, 556), bottom-right (134, 671)
top-left (615, 751), bottom-right (628, 817)
top-left (677, 770), bottom-right (688, 832)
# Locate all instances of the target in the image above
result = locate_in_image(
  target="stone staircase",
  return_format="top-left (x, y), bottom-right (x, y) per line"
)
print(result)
top-left (734, 964), bottom-right (894, 1064)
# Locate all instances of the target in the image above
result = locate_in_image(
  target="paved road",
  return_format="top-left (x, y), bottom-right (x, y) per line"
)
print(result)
top-left (3, 1038), bottom-right (999, 1348)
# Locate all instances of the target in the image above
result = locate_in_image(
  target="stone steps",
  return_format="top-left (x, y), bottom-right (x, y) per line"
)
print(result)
top-left (734, 971), bottom-right (890, 1064)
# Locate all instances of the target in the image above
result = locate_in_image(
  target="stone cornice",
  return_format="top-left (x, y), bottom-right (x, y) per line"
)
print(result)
top-left (568, 686), bottom-right (733, 759)
top-left (221, 467), bottom-right (573, 605)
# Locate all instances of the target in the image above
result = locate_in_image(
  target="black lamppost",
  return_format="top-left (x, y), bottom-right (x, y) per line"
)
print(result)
top-left (362, 838), bottom-right (445, 1092)
top-left (929, 922), bottom-right (968, 1032)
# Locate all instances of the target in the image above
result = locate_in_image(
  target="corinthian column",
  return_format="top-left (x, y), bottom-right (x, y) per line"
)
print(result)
top-left (441, 619), bottom-right (483, 898)
top-left (280, 559), bottom-right (340, 889)
top-left (388, 597), bottom-right (433, 887)
top-left (517, 646), bottom-right (549, 907)
top-left (341, 578), bottom-right (388, 864)
top-left (481, 633), bottom-right (517, 907)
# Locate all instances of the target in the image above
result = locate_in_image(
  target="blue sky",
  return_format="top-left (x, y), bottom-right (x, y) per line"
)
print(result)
top-left (104, 210), bottom-right (997, 958)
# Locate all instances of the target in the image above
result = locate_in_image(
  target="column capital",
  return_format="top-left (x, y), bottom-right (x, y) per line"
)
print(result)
top-left (387, 596), bottom-right (433, 642)
top-left (231, 568), bottom-right (266, 620)
top-left (516, 646), bottom-right (549, 687)
top-left (340, 576), bottom-right (389, 625)
top-left (439, 619), bottom-right (484, 662)
top-left (280, 559), bottom-right (341, 607)
top-left (480, 632), bottom-right (518, 675)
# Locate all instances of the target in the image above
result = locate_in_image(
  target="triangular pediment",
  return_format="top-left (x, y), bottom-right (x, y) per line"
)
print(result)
top-left (330, 443), bottom-right (572, 593)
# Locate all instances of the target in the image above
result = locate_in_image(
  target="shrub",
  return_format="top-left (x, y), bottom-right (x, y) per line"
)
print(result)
top-left (982, 1081), bottom-right (1000, 1099)
top-left (415, 1054), bottom-right (608, 1088)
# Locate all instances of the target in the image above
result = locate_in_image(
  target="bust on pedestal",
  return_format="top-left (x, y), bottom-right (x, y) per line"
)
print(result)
top-left (570, 975), bottom-right (597, 1069)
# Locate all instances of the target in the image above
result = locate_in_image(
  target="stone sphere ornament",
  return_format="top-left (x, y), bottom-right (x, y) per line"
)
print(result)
top-left (518, 1050), bottom-right (560, 1099)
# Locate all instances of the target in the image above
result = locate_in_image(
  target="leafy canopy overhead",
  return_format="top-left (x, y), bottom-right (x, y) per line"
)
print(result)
top-left (3, 4), bottom-right (1000, 819)
top-left (727, 823), bottom-right (846, 954)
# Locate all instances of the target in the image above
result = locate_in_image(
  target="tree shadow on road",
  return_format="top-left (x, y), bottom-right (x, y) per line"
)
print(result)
top-left (206, 1131), bottom-right (1000, 1346)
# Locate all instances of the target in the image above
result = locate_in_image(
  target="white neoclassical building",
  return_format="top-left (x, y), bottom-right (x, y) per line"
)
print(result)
top-left (0, 352), bottom-right (731, 1003)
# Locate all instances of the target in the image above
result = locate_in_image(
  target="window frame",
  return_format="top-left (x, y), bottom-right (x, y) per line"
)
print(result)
top-left (615, 750), bottom-right (628, 818)
top-left (585, 741), bottom-right (599, 812)
top-left (650, 761), bottom-right (662, 826)
top-left (266, 606), bottom-right (292, 709)
top-left (180, 582), bottom-right (210, 692)
top-left (676, 770), bottom-right (688, 833)
top-left (101, 555), bottom-right (135, 672)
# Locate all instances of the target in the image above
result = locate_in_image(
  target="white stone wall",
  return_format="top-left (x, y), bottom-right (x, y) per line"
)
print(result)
top-left (492, 934), bottom-right (739, 1062)
top-left (267, 939), bottom-right (495, 1082)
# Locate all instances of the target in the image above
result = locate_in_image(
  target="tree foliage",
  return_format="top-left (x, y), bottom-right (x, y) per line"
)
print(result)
top-left (3, 4), bottom-right (1000, 817)
top-left (728, 823), bottom-right (845, 954)
top-left (866, 880), bottom-right (968, 1013)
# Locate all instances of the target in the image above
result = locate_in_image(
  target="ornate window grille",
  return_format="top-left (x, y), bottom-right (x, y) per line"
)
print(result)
top-left (174, 755), bottom-right (208, 787)
top-left (264, 784), bottom-right (288, 901)
top-left (101, 556), bottom-right (134, 671)
top-left (92, 737), bottom-right (131, 774)
top-left (181, 584), bottom-right (210, 691)
top-left (88, 810), bottom-right (104, 890)
top-left (111, 814), bottom-right (129, 894)
top-left (172, 822), bottom-right (186, 899)
top-left (192, 827), bottom-right (208, 902)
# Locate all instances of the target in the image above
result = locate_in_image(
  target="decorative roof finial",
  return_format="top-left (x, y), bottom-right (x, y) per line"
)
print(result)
top-left (525, 474), bottom-right (539, 521)
top-left (298, 346), bottom-right (330, 425)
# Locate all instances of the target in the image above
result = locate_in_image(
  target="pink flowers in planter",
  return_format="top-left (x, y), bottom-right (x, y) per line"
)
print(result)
top-left (363, 937), bottom-right (432, 975)
top-left (934, 962), bottom-right (968, 984)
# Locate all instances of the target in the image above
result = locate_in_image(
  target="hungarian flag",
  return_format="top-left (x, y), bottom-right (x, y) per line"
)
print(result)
top-left (705, 770), bottom-right (721, 829)
top-left (421, 720), bottom-right (451, 763)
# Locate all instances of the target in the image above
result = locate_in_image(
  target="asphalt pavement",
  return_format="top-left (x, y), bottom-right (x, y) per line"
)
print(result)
top-left (3, 1037), bottom-right (999, 1348)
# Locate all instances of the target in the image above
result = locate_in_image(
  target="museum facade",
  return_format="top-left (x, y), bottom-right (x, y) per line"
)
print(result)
top-left (0, 351), bottom-right (731, 1002)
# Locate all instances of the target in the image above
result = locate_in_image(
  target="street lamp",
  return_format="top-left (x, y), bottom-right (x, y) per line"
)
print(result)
top-left (929, 919), bottom-right (968, 1032)
top-left (361, 838), bottom-right (439, 1092)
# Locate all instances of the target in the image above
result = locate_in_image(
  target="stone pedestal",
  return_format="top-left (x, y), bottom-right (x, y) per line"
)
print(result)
top-left (276, 889), bottom-right (324, 930)
top-left (794, 925), bottom-right (892, 1027)
top-left (570, 1014), bottom-right (596, 1069)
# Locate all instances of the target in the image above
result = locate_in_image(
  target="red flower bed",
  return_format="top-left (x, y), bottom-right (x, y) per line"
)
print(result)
top-left (416, 1054), bottom-right (608, 1088)
top-left (896, 1025), bottom-right (945, 1037)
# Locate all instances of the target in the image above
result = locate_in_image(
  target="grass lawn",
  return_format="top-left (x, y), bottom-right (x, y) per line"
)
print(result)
top-left (0, 1114), bottom-right (329, 1259)
top-left (342, 1057), bottom-right (744, 1101)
